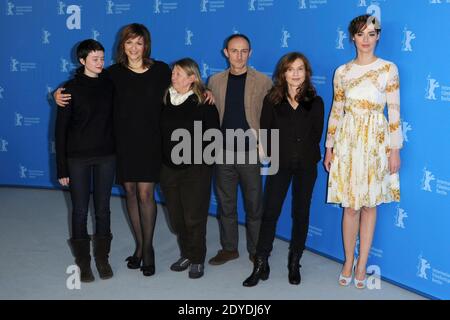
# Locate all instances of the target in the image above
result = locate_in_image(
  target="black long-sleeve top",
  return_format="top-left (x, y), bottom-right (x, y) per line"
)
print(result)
top-left (160, 94), bottom-right (220, 169)
top-left (260, 95), bottom-right (324, 169)
top-left (55, 72), bottom-right (114, 178)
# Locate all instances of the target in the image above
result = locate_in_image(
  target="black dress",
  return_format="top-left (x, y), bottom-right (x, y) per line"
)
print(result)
top-left (108, 61), bottom-right (171, 183)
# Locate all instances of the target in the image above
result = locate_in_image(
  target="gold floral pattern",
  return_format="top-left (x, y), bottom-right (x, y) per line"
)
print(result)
top-left (325, 59), bottom-right (403, 210)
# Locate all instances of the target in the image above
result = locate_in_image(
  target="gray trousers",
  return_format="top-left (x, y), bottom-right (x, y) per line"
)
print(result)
top-left (215, 161), bottom-right (263, 255)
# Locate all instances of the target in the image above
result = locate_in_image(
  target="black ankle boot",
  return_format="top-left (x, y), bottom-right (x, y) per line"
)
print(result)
top-left (288, 251), bottom-right (302, 285)
top-left (93, 234), bottom-right (113, 279)
top-left (141, 247), bottom-right (155, 277)
top-left (242, 256), bottom-right (270, 287)
top-left (69, 238), bottom-right (95, 283)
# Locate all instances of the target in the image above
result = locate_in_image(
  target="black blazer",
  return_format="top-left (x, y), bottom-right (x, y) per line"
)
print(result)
top-left (260, 95), bottom-right (324, 169)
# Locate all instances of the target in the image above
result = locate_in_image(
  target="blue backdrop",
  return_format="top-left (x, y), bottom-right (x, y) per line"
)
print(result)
top-left (0, 0), bottom-right (449, 299)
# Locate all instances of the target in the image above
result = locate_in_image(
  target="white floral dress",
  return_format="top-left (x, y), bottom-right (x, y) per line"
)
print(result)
top-left (326, 58), bottom-right (403, 210)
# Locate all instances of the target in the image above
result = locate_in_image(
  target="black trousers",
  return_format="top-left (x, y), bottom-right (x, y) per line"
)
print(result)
top-left (160, 164), bottom-right (212, 264)
top-left (68, 155), bottom-right (115, 240)
top-left (256, 163), bottom-right (317, 258)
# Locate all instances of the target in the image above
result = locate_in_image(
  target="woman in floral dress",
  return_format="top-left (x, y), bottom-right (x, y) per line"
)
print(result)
top-left (324, 14), bottom-right (403, 289)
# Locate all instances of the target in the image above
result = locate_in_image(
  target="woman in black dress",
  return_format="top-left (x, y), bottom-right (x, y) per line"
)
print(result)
top-left (55, 24), bottom-right (171, 277)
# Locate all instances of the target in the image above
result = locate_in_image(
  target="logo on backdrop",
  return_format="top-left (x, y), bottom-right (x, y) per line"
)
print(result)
top-left (185, 29), bottom-right (194, 46)
top-left (429, 0), bottom-right (442, 4)
top-left (10, 58), bottom-right (36, 72)
top-left (394, 206), bottom-right (408, 229)
top-left (105, 1), bottom-right (131, 14)
top-left (92, 29), bottom-right (100, 41)
top-left (248, 0), bottom-right (274, 11)
top-left (402, 27), bottom-right (415, 52)
top-left (14, 112), bottom-right (40, 126)
top-left (298, 0), bottom-right (307, 9)
top-left (18, 164), bottom-right (44, 179)
top-left (57, 1), bottom-right (66, 15)
top-left (200, 0), bottom-right (224, 13)
top-left (201, 61), bottom-right (209, 79)
top-left (402, 120), bottom-right (412, 143)
top-left (232, 27), bottom-right (239, 34)
top-left (281, 27), bottom-right (290, 48)
top-left (15, 112), bottom-right (23, 126)
top-left (42, 29), bottom-right (51, 44)
top-left (298, 0), bottom-right (328, 9)
top-left (6, 1), bottom-right (32, 15)
top-left (357, 0), bottom-right (367, 6)
top-left (417, 254), bottom-right (431, 280)
top-left (0, 138), bottom-right (8, 152)
top-left (200, 0), bottom-right (208, 12)
top-left (421, 167), bottom-right (435, 192)
top-left (421, 167), bottom-right (450, 196)
top-left (0, 86), bottom-right (4, 99)
top-left (19, 165), bottom-right (27, 178)
top-left (249, 0), bottom-right (256, 11)
top-left (46, 85), bottom-right (54, 102)
top-left (60, 58), bottom-right (76, 73)
top-left (10, 57), bottom-right (19, 72)
top-left (336, 27), bottom-right (347, 50)
top-left (154, 0), bottom-right (178, 13)
top-left (66, 5), bottom-right (81, 29)
top-left (425, 75), bottom-right (440, 100)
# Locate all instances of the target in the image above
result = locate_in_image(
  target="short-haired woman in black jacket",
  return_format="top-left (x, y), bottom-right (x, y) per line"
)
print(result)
top-left (55, 39), bottom-right (115, 282)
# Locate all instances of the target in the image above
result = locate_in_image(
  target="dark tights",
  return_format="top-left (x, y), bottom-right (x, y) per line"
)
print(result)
top-left (123, 182), bottom-right (157, 267)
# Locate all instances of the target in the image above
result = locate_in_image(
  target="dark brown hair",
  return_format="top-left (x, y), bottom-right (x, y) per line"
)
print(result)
top-left (267, 52), bottom-right (316, 106)
top-left (116, 23), bottom-right (153, 68)
top-left (348, 14), bottom-right (381, 38)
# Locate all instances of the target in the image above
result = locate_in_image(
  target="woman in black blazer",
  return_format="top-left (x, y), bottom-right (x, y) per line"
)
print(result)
top-left (243, 52), bottom-right (324, 287)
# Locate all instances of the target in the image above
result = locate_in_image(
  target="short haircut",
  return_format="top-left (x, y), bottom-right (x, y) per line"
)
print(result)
top-left (76, 39), bottom-right (104, 62)
top-left (224, 33), bottom-right (251, 50)
top-left (348, 14), bottom-right (381, 38)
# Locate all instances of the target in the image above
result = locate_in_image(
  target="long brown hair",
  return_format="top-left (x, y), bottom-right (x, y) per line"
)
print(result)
top-left (164, 58), bottom-right (207, 105)
top-left (116, 23), bottom-right (153, 68)
top-left (267, 52), bottom-right (316, 106)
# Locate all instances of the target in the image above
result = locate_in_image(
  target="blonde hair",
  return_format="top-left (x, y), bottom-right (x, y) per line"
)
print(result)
top-left (165, 58), bottom-right (206, 105)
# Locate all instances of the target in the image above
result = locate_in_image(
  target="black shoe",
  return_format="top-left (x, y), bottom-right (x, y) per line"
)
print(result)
top-left (93, 234), bottom-right (113, 280)
top-left (243, 256), bottom-right (270, 287)
top-left (125, 255), bottom-right (142, 269)
top-left (141, 265), bottom-right (155, 277)
top-left (69, 238), bottom-right (95, 283)
top-left (170, 257), bottom-right (191, 272)
top-left (288, 251), bottom-right (302, 285)
top-left (188, 264), bottom-right (204, 279)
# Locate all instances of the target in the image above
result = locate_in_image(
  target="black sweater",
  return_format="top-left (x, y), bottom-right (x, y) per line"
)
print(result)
top-left (260, 95), bottom-right (324, 169)
top-left (55, 72), bottom-right (115, 178)
top-left (160, 94), bottom-right (220, 168)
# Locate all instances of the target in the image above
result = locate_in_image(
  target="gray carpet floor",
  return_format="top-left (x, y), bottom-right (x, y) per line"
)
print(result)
top-left (0, 187), bottom-right (426, 300)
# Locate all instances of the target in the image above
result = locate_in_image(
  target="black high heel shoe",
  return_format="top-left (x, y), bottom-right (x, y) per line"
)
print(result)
top-left (140, 265), bottom-right (155, 277)
top-left (141, 247), bottom-right (155, 276)
top-left (125, 255), bottom-right (142, 269)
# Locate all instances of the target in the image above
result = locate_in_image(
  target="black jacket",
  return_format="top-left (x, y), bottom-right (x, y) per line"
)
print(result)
top-left (260, 95), bottom-right (324, 169)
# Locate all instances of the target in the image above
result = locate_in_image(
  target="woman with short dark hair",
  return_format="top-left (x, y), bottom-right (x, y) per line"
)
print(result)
top-left (323, 15), bottom-right (402, 289)
top-left (56, 39), bottom-right (115, 282)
